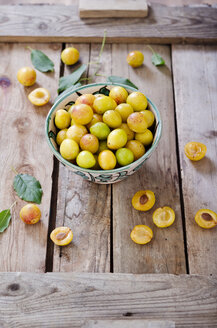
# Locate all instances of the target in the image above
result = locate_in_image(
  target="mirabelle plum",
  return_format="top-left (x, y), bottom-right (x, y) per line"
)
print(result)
top-left (135, 129), bottom-right (153, 146)
top-left (56, 128), bottom-right (67, 146)
top-left (60, 139), bottom-right (79, 160)
top-left (90, 122), bottom-right (110, 140)
top-left (130, 225), bottom-right (153, 245)
top-left (109, 86), bottom-right (128, 104)
top-left (93, 96), bottom-right (117, 114)
top-left (97, 140), bottom-right (109, 153)
top-left (127, 51), bottom-right (144, 68)
top-left (75, 94), bottom-right (95, 107)
top-left (140, 110), bottom-right (155, 127)
top-left (80, 134), bottom-right (99, 153)
top-left (126, 140), bottom-right (145, 160)
top-left (115, 103), bottom-right (134, 122)
top-left (132, 190), bottom-right (155, 211)
top-left (98, 150), bottom-right (116, 170)
top-left (127, 112), bottom-right (148, 133)
top-left (61, 47), bottom-right (79, 65)
top-left (103, 110), bottom-right (122, 128)
top-left (28, 88), bottom-right (50, 106)
top-left (19, 204), bottom-right (41, 225)
top-left (184, 142), bottom-right (207, 161)
top-left (153, 207), bottom-right (175, 228)
top-left (55, 109), bottom-right (71, 129)
top-left (120, 123), bottom-right (134, 141)
top-left (71, 104), bottom-right (93, 125)
top-left (107, 129), bottom-right (128, 150)
top-left (87, 113), bottom-right (103, 130)
top-left (50, 227), bottom-right (73, 246)
top-left (17, 67), bottom-right (36, 86)
top-left (66, 124), bottom-right (87, 144)
top-left (76, 150), bottom-right (96, 168)
top-left (195, 209), bottom-right (217, 229)
top-left (127, 92), bottom-right (148, 111)
top-left (116, 148), bottom-right (134, 166)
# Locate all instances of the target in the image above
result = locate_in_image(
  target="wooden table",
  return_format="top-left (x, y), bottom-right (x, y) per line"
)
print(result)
top-left (0, 3), bottom-right (217, 327)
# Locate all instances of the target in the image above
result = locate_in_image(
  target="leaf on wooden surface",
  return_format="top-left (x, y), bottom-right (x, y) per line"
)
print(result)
top-left (30, 49), bottom-right (54, 72)
top-left (58, 65), bottom-right (87, 94)
top-left (107, 76), bottom-right (138, 89)
top-left (151, 53), bottom-right (165, 66)
top-left (0, 209), bottom-right (11, 233)
top-left (13, 174), bottom-right (43, 204)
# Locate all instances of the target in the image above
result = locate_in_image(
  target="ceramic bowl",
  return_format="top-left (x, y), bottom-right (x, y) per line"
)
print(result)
top-left (45, 83), bottom-right (162, 184)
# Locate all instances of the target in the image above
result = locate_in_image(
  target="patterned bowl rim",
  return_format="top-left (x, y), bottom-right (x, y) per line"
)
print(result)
top-left (45, 82), bottom-right (162, 174)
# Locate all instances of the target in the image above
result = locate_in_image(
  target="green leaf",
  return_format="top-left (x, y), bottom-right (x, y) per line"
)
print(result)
top-left (0, 209), bottom-right (12, 233)
top-left (151, 53), bottom-right (165, 66)
top-left (55, 83), bottom-right (81, 103)
top-left (30, 49), bottom-right (54, 72)
top-left (93, 86), bottom-right (110, 96)
top-left (58, 65), bottom-right (87, 94)
top-left (13, 174), bottom-right (43, 204)
top-left (107, 76), bottom-right (138, 89)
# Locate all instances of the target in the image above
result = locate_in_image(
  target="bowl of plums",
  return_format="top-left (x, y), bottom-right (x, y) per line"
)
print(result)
top-left (45, 83), bottom-right (162, 184)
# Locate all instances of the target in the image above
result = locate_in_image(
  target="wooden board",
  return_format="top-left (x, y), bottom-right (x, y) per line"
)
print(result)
top-left (172, 45), bottom-right (217, 275)
top-left (0, 4), bottom-right (217, 43)
top-left (0, 43), bottom-right (61, 271)
top-left (52, 44), bottom-right (111, 273)
top-left (82, 320), bottom-right (175, 328)
top-left (79, 0), bottom-right (148, 18)
top-left (0, 272), bottom-right (217, 327)
top-left (112, 44), bottom-right (186, 274)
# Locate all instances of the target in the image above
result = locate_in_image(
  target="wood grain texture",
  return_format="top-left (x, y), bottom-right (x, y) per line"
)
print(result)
top-left (0, 4), bottom-right (217, 43)
top-left (82, 320), bottom-right (175, 328)
top-left (52, 44), bottom-right (111, 273)
top-left (0, 43), bottom-right (61, 271)
top-left (112, 44), bottom-right (186, 274)
top-left (0, 272), bottom-right (217, 327)
top-left (79, 0), bottom-right (148, 18)
top-left (0, 0), bottom-right (215, 5)
top-left (172, 45), bottom-right (217, 275)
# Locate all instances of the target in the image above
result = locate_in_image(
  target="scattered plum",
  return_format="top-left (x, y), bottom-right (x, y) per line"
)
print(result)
top-left (132, 190), bottom-right (155, 211)
top-left (17, 67), bottom-right (36, 86)
top-left (19, 204), bottom-right (41, 225)
top-left (130, 225), bottom-right (153, 245)
top-left (153, 207), bottom-right (175, 228)
top-left (195, 209), bottom-right (217, 229)
top-left (61, 47), bottom-right (79, 65)
top-left (50, 227), bottom-right (73, 246)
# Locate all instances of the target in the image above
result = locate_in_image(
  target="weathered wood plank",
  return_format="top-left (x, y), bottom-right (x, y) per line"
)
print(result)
top-left (112, 44), bottom-right (186, 274)
top-left (0, 43), bottom-right (61, 271)
top-left (52, 44), bottom-right (111, 273)
top-left (79, 0), bottom-right (148, 18)
top-left (0, 272), bottom-right (217, 327)
top-left (172, 45), bottom-right (217, 275)
top-left (0, 4), bottom-right (217, 43)
top-left (82, 320), bottom-right (175, 328)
